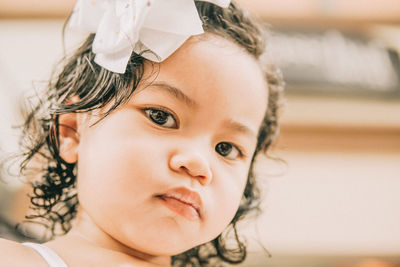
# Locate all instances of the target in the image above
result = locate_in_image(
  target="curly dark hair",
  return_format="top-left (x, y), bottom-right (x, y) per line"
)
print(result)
top-left (18, 1), bottom-right (284, 266)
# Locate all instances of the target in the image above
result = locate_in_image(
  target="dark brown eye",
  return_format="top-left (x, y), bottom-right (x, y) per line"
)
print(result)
top-left (215, 142), bottom-right (240, 159)
top-left (145, 108), bottom-right (177, 128)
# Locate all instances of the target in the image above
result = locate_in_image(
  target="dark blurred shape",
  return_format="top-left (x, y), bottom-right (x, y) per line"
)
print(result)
top-left (265, 28), bottom-right (400, 99)
top-left (0, 214), bottom-right (34, 242)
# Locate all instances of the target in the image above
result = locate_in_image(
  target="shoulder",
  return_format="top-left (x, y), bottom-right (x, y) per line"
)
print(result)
top-left (0, 238), bottom-right (48, 267)
top-left (46, 236), bottom-right (162, 267)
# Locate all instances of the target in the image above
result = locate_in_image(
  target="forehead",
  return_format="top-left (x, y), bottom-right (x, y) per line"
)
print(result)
top-left (141, 34), bottom-right (268, 132)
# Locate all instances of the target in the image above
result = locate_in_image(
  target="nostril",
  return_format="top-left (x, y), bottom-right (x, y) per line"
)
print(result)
top-left (179, 166), bottom-right (208, 182)
top-left (170, 154), bottom-right (212, 183)
top-left (179, 166), bottom-right (188, 172)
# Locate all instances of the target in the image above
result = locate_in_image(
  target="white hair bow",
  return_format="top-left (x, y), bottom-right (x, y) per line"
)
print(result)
top-left (69, 0), bottom-right (231, 73)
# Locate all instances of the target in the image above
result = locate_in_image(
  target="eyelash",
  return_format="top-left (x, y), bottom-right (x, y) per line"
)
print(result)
top-left (234, 144), bottom-right (246, 158)
top-left (215, 142), bottom-right (245, 160)
top-left (143, 107), bottom-right (179, 129)
top-left (142, 107), bottom-right (245, 160)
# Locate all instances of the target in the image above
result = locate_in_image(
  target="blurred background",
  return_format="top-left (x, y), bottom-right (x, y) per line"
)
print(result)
top-left (0, 0), bottom-right (399, 266)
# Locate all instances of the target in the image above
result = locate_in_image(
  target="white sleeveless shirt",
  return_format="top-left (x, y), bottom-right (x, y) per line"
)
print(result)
top-left (22, 242), bottom-right (68, 267)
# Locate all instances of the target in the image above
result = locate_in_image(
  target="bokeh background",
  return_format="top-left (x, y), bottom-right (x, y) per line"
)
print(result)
top-left (0, 0), bottom-right (399, 266)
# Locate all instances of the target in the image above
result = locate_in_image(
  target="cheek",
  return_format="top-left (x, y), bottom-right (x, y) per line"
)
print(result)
top-left (75, 130), bottom-right (177, 252)
top-left (77, 132), bottom-right (164, 192)
top-left (75, 123), bottom-right (169, 217)
top-left (203, 167), bottom-right (249, 239)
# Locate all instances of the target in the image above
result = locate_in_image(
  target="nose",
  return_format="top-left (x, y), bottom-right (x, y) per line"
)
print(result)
top-left (169, 151), bottom-right (213, 186)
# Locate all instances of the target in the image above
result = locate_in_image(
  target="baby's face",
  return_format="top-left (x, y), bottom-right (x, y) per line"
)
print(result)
top-left (75, 35), bottom-right (268, 256)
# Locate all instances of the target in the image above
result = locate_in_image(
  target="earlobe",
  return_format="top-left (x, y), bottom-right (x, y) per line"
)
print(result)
top-left (58, 112), bottom-right (80, 164)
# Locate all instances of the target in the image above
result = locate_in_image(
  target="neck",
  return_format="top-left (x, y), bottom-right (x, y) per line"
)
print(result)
top-left (69, 209), bottom-right (171, 266)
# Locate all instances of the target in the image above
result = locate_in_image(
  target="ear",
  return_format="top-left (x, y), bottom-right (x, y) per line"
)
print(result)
top-left (58, 96), bottom-right (82, 164)
top-left (58, 111), bottom-right (81, 164)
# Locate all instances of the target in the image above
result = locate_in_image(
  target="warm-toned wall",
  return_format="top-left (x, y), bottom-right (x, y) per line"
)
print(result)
top-left (1, 0), bottom-right (400, 24)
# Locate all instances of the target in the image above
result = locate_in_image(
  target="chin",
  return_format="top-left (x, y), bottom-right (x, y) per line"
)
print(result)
top-left (118, 225), bottom-right (206, 256)
top-left (128, 238), bottom-right (200, 256)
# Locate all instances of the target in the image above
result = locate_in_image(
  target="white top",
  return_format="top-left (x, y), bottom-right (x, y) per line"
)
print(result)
top-left (22, 242), bottom-right (68, 267)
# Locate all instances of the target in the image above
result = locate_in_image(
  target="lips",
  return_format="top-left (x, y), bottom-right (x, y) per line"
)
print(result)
top-left (156, 187), bottom-right (203, 221)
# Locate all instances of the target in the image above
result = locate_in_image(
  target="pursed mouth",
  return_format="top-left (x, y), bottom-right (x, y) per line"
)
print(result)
top-left (156, 194), bottom-right (202, 219)
top-left (155, 187), bottom-right (204, 220)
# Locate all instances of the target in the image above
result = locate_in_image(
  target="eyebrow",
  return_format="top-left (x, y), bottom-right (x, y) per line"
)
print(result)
top-left (148, 82), bottom-right (197, 108)
top-left (222, 119), bottom-right (257, 138)
top-left (145, 82), bottom-right (257, 138)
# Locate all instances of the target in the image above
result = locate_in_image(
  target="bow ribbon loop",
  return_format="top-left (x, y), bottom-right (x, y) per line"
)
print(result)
top-left (69, 0), bottom-right (231, 73)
